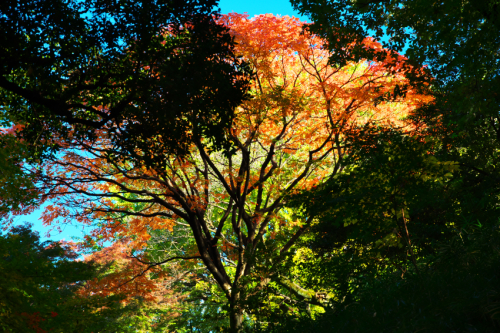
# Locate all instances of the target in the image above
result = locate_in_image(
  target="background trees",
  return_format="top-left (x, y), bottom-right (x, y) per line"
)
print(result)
top-left (271, 225), bottom-right (500, 332)
top-left (35, 13), bottom-right (428, 332)
top-left (0, 223), bottom-right (129, 333)
top-left (272, 1), bottom-right (500, 331)
top-left (290, 0), bottom-right (500, 227)
top-left (0, 126), bottom-right (38, 215)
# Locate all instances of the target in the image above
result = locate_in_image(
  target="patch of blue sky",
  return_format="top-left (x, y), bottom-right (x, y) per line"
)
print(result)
top-left (218, 0), bottom-right (308, 20)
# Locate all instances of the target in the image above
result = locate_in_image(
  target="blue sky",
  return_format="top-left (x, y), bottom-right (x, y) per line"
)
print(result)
top-left (218, 0), bottom-right (308, 20)
top-left (11, 0), bottom-right (309, 243)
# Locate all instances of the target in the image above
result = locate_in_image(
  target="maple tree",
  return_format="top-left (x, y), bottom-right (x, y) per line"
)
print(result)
top-left (32, 14), bottom-right (430, 332)
top-left (79, 239), bottom-right (184, 331)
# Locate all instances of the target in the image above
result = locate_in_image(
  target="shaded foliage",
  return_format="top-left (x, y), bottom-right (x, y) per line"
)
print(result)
top-left (273, 125), bottom-right (500, 332)
top-left (0, 129), bottom-right (38, 214)
top-left (268, 222), bottom-right (500, 333)
top-left (290, 0), bottom-right (500, 219)
top-left (0, 223), bottom-right (129, 332)
top-left (0, 0), bottom-right (251, 165)
top-left (274, 2), bottom-right (500, 332)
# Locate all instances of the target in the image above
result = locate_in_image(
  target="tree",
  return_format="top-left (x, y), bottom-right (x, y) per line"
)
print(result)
top-left (281, 4), bottom-right (500, 328)
top-left (0, 0), bottom-right (250, 165)
top-left (269, 128), bottom-right (500, 332)
top-left (0, 223), bottom-right (130, 332)
top-left (269, 223), bottom-right (500, 333)
top-left (36, 14), bottom-right (428, 332)
top-left (285, 129), bottom-right (461, 303)
top-left (289, 0), bottom-right (499, 90)
top-left (290, 0), bottom-right (500, 228)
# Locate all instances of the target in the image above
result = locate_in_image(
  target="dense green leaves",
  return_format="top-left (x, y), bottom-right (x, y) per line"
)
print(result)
top-left (269, 223), bottom-right (500, 333)
top-left (281, 125), bottom-right (500, 331)
top-left (291, 131), bottom-right (458, 252)
top-left (0, 132), bottom-right (37, 214)
top-left (0, 224), bottom-right (112, 332)
top-left (0, 0), bottom-right (251, 165)
top-left (275, 2), bottom-right (500, 331)
top-left (291, 0), bottom-right (499, 81)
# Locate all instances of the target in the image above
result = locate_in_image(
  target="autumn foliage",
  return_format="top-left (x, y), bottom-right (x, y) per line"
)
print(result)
top-left (33, 14), bottom-right (431, 331)
top-left (80, 240), bottom-right (181, 306)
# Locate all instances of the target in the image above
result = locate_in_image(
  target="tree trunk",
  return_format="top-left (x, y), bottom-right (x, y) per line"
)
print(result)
top-left (229, 293), bottom-right (244, 333)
